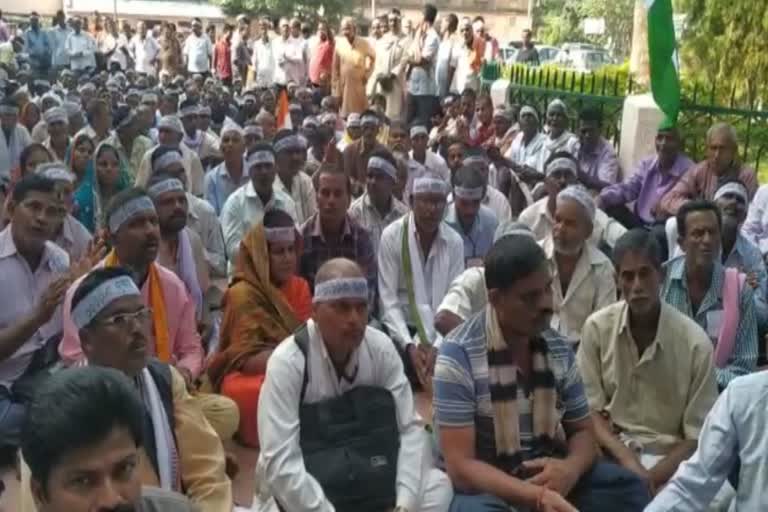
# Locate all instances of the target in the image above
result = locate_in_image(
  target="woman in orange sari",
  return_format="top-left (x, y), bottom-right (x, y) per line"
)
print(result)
top-left (207, 208), bottom-right (311, 448)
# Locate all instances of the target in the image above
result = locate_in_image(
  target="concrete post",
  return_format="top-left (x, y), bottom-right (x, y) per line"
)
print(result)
top-left (619, 93), bottom-right (663, 179)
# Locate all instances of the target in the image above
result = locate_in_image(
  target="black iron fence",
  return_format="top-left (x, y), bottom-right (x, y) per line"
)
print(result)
top-left (481, 63), bottom-right (768, 176)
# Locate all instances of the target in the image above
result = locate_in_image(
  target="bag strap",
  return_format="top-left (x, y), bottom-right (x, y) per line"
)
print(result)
top-left (714, 268), bottom-right (744, 368)
top-left (293, 323), bottom-right (311, 402)
top-left (401, 215), bottom-right (430, 346)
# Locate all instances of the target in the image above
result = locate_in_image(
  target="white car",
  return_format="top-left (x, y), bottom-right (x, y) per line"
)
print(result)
top-left (536, 45), bottom-right (559, 65)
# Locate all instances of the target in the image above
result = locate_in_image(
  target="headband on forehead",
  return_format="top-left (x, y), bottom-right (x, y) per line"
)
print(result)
top-left (367, 156), bottom-right (397, 181)
top-left (180, 105), bottom-right (199, 117)
top-left (313, 277), bottom-right (369, 304)
top-left (453, 185), bottom-right (484, 201)
top-left (412, 176), bottom-right (449, 196)
top-left (274, 134), bottom-right (305, 153)
top-left (153, 151), bottom-right (184, 172)
top-left (244, 124), bottom-right (263, 137)
top-left (108, 196), bottom-right (156, 234)
top-left (714, 182), bottom-right (749, 203)
top-left (519, 106), bottom-right (539, 122)
top-left (71, 275), bottom-right (142, 330)
top-left (265, 226), bottom-right (296, 243)
top-left (545, 157), bottom-right (578, 177)
top-left (493, 107), bottom-right (512, 120)
top-left (246, 150), bottom-right (275, 168)
top-left (410, 126), bottom-right (428, 138)
top-left (36, 163), bottom-right (75, 183)
top-left (148, 178), bottom-right (185, 199)
top-left (463, 155), bottom-right (487, 167)
top-left (557, 185), bottom-right (595, 223)
top-left (361, 114), bottom-right (379, 126)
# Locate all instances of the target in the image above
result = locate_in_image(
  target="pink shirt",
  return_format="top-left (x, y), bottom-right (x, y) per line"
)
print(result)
top-left (59, 260), bottom-right (205, 378)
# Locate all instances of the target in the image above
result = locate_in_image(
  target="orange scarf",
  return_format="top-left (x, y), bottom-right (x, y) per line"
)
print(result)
top-left (104, 250), bottom-right (172, 361)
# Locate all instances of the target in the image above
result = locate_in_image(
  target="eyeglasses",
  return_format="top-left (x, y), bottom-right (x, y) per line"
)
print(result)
top-left (95, 307), bottom-right (152, 328)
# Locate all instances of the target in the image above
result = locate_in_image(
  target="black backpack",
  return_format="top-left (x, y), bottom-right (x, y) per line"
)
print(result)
top-left (290, 323), bottom-right (400, 512)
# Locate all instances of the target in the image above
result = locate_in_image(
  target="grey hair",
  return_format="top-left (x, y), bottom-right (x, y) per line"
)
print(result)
top-left (706, 123), bottom-right (738, 147)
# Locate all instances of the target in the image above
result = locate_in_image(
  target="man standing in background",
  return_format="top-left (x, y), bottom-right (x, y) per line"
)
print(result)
top-left (406, 4), bottom-right (440, 127)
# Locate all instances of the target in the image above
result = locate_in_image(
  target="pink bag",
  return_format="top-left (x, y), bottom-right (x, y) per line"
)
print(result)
top-left (713, 268), bottom-right (747, 368)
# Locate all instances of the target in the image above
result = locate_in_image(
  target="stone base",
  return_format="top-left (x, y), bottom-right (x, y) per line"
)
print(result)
top-left (619, 93), bottom-right (664, 179)
top-left (490, 79), bottom-right (511, 108)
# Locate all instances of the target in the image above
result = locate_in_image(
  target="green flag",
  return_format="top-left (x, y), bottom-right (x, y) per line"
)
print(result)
top-left (647, 0), bottom-right (680, 127)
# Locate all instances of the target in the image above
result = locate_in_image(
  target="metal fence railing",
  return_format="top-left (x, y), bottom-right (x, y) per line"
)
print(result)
top-left (481, 62), bottom-right (768, 176)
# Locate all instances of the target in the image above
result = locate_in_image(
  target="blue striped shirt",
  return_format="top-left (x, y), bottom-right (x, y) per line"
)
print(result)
top-left (661, 256), bottom-right (758, 389)
top-left (433, 309), bottom-right (589, 468)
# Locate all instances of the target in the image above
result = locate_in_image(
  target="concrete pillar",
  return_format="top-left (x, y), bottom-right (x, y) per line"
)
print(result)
top-left (490, 79), bottom-right (510, 108)
top-left (629, 0), bottom-right (650, 87)
top-left (619, 93), bottom-right (663, 179)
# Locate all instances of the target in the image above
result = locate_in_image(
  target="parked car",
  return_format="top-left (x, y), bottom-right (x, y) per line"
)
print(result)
top-left (536, 45), bottom-right (559, 65)
top-left (555, 45), bottom-right (613, 72)
top-left (500, 46), bottom-right (518, 64)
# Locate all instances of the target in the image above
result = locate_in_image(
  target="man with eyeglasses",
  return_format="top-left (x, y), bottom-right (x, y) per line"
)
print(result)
top-left (18, 266), bottom-right (233, 511)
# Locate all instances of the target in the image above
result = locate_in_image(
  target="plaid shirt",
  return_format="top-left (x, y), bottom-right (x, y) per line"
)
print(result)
top-left (299, 213), bottom-right (378, 307)
top-left (348, 193), bottom-right (409, 254)
top-left (662, 256), bottom-right (758, 388)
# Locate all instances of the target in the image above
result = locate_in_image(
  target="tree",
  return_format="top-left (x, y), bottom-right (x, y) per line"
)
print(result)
top-left (213, 0), bottom-right (348, 26)
top-left (676, 0), bottom-right (768, 104)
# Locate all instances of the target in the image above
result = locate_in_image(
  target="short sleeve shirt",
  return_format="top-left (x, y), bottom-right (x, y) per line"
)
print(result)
top-left (433, 310), bottom-right (590, 467)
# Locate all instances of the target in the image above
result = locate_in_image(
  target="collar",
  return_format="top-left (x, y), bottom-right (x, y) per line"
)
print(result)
top-left (667, 255), bottom-right (726, 295)
top-left (244, 180), bottom-right (274, 203)
top-left (310, 213), bottom-right (353, 241)
top-left (0, 225), bottom-right (65, 271)
top-left (309, 319), bottom-right (360, 383)
top-left (362, 192), bottom-right (395, 216)
top-left (617, 300), bottom-right (669, 352)
top-left (215, 159), bottom-right (247, 181)
top-left (541, 235), bottom-right (607, 266)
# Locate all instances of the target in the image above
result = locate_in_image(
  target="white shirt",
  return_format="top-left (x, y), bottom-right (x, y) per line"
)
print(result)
top-left (273, 172), bottom-right (317, 225)
top-left (483, 187), bottom-right (513, 224)
top-left (505, 131), bottom-right (547, 170)
top-left (0, 124), bottom-right (31, 177)
top-left (536, 130), bottom-right (579, 173)
top-left (518, 197), bottom-right (627, 249)
top-left (65, 31), bottom-right (97, 70)
top-left (108, 33), bottom-right (130, 70)
top-left (135, 143), bottom-right (205, 197)
top-left (256, 319), bottom-right (429, 512)
top-left (129, 35), bottom-right (160, 75)
top-left (48, 25), bottom-right (72, 68)
top-left (742, 184), bottom-right (768, 255)
top-left (182, 33), bottom-right (213, 73)
top-left (437, 266), bottom-right (486, 322)
top-left (273, 36), bottom-right (306, 85)
top-left (435, 35), bottom-right (459, 96)
top-left (220, 181), bottom-right (298, 261)
top-left (378, 214), bottom-right (465, 348)
top-left (646, 371), bottom-right (768, 512)
top-left (450, 43), bottom-right (477, 94)
top-left (252, 38), bottom-right (276, 87)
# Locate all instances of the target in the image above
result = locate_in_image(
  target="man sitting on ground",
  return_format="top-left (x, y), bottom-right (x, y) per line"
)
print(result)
top-left (434, 233), bottom-right (651, 512)
top-left (598, 123), bottom-right (693, 228)
top-left (22, 367), bottom-right (199, 512)
top-left (273, 129), bottom-right (317, 225)
top-left (661, 199), bottom-right (758, 390)
top-left (518, 152), bottom-right (626, 251)
top-left (444, 165), bottom-right (498, 266)
top-left (379, 171), bottom-right (464, 388)
top-left (256, 258), bottom-right (454, 512)
top-left (578, 229), bottom-right (718, 494)
top-left (575, 107), bottom-right (620, 191)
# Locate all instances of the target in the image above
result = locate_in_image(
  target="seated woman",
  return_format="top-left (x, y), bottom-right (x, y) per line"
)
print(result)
top-left (207, 208), bottom-right (311, 448)
top-left (73, 141), bottom-right (131, 233)
top-left (66, 132), bottom-right (95, 188)
top-left (10, 142), bottom-right (53, 186)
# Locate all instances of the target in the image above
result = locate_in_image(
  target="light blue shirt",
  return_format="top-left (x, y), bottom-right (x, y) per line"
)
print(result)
top-left (48, 25), bottom-right (72, 68)
top-left (204, 160), bottom-right (249, 215)
top-left (24, 27), bottom-right (50, 69)
top-left (661, 256), bottom-right (758, 389)
top-left (444, 203), bottom-right (498, 263)
top-left (646, 371), bottom-right (768, 511)
top-left (407, 27), bottom-right (440, 96)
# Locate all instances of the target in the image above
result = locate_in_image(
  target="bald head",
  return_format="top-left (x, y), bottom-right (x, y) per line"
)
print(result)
top-left (315, 258), bottom-right (364, 285)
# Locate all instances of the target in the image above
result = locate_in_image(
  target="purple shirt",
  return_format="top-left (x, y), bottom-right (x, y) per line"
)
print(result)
top-left (578, 138), bottom-right (620, 187)
top-left (600, 153), bottom-right (694, 224)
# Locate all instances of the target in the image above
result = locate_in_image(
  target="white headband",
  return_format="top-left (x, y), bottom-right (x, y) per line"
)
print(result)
top-left (546, 157), bottom-right (579, 177)
top-left (463, 155), bottom-right (487, 167)
top-left (412, 177), bottom-right (449, 196)
top-left (274, 135), bottom-right (305, 153)
top-left (361, 114), bottom-right (379, 126)
top-left (557, 185), bottom-right (595, 223)
top-left (410, 126), bottom-right (428, 138)
top-left (246, 150), bottom-right (275, 168)
top-left (148, 178), bottom-right (185, 199)
top-left (153, 151), bottom-right (184, 172)
top-left (72, 275), bottom-right (141, 329)
top-left (244, 124), bottom-right (263, 137)
top-left (368, 156), bottom-right (397, 181)
top-left (454, 186), bottom-right (484, 200)
top-left (108, 196), bottom-right (156, 233)
top-left (313, 277), bottom-right (369, 304)
top-left (265, 226), bottom-right (296, 243)
top-left (714, 182), bottom-right (749, 204)
top-left (36, 163), bottom-right (75, 183)
top-left (180, 105), bottom-right (199, 117)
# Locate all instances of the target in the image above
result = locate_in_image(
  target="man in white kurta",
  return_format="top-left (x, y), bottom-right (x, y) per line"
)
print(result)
top-left (0, 101), bottom-right (31, 177)
top-left (378, 173), bottom-right (464, 386)
top-left (366, 13), bottom-right (408, 123)
top-left (256, 258), bottom-right (452, 512)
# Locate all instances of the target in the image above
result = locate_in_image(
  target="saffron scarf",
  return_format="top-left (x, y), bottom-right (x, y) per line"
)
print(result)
top-left (485, 306), bottom-right (557, 458)
top-left (104, 250), bottom-right (172, 362)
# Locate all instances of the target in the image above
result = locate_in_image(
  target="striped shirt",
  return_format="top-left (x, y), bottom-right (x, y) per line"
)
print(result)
top-left (661, 256), bottom-right (758, 389)
top-left (433, 309), bottom-right (590, 468)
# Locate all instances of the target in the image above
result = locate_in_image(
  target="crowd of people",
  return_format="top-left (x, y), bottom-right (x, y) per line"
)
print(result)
top-left (0, 4), bottom-right (766, 512)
